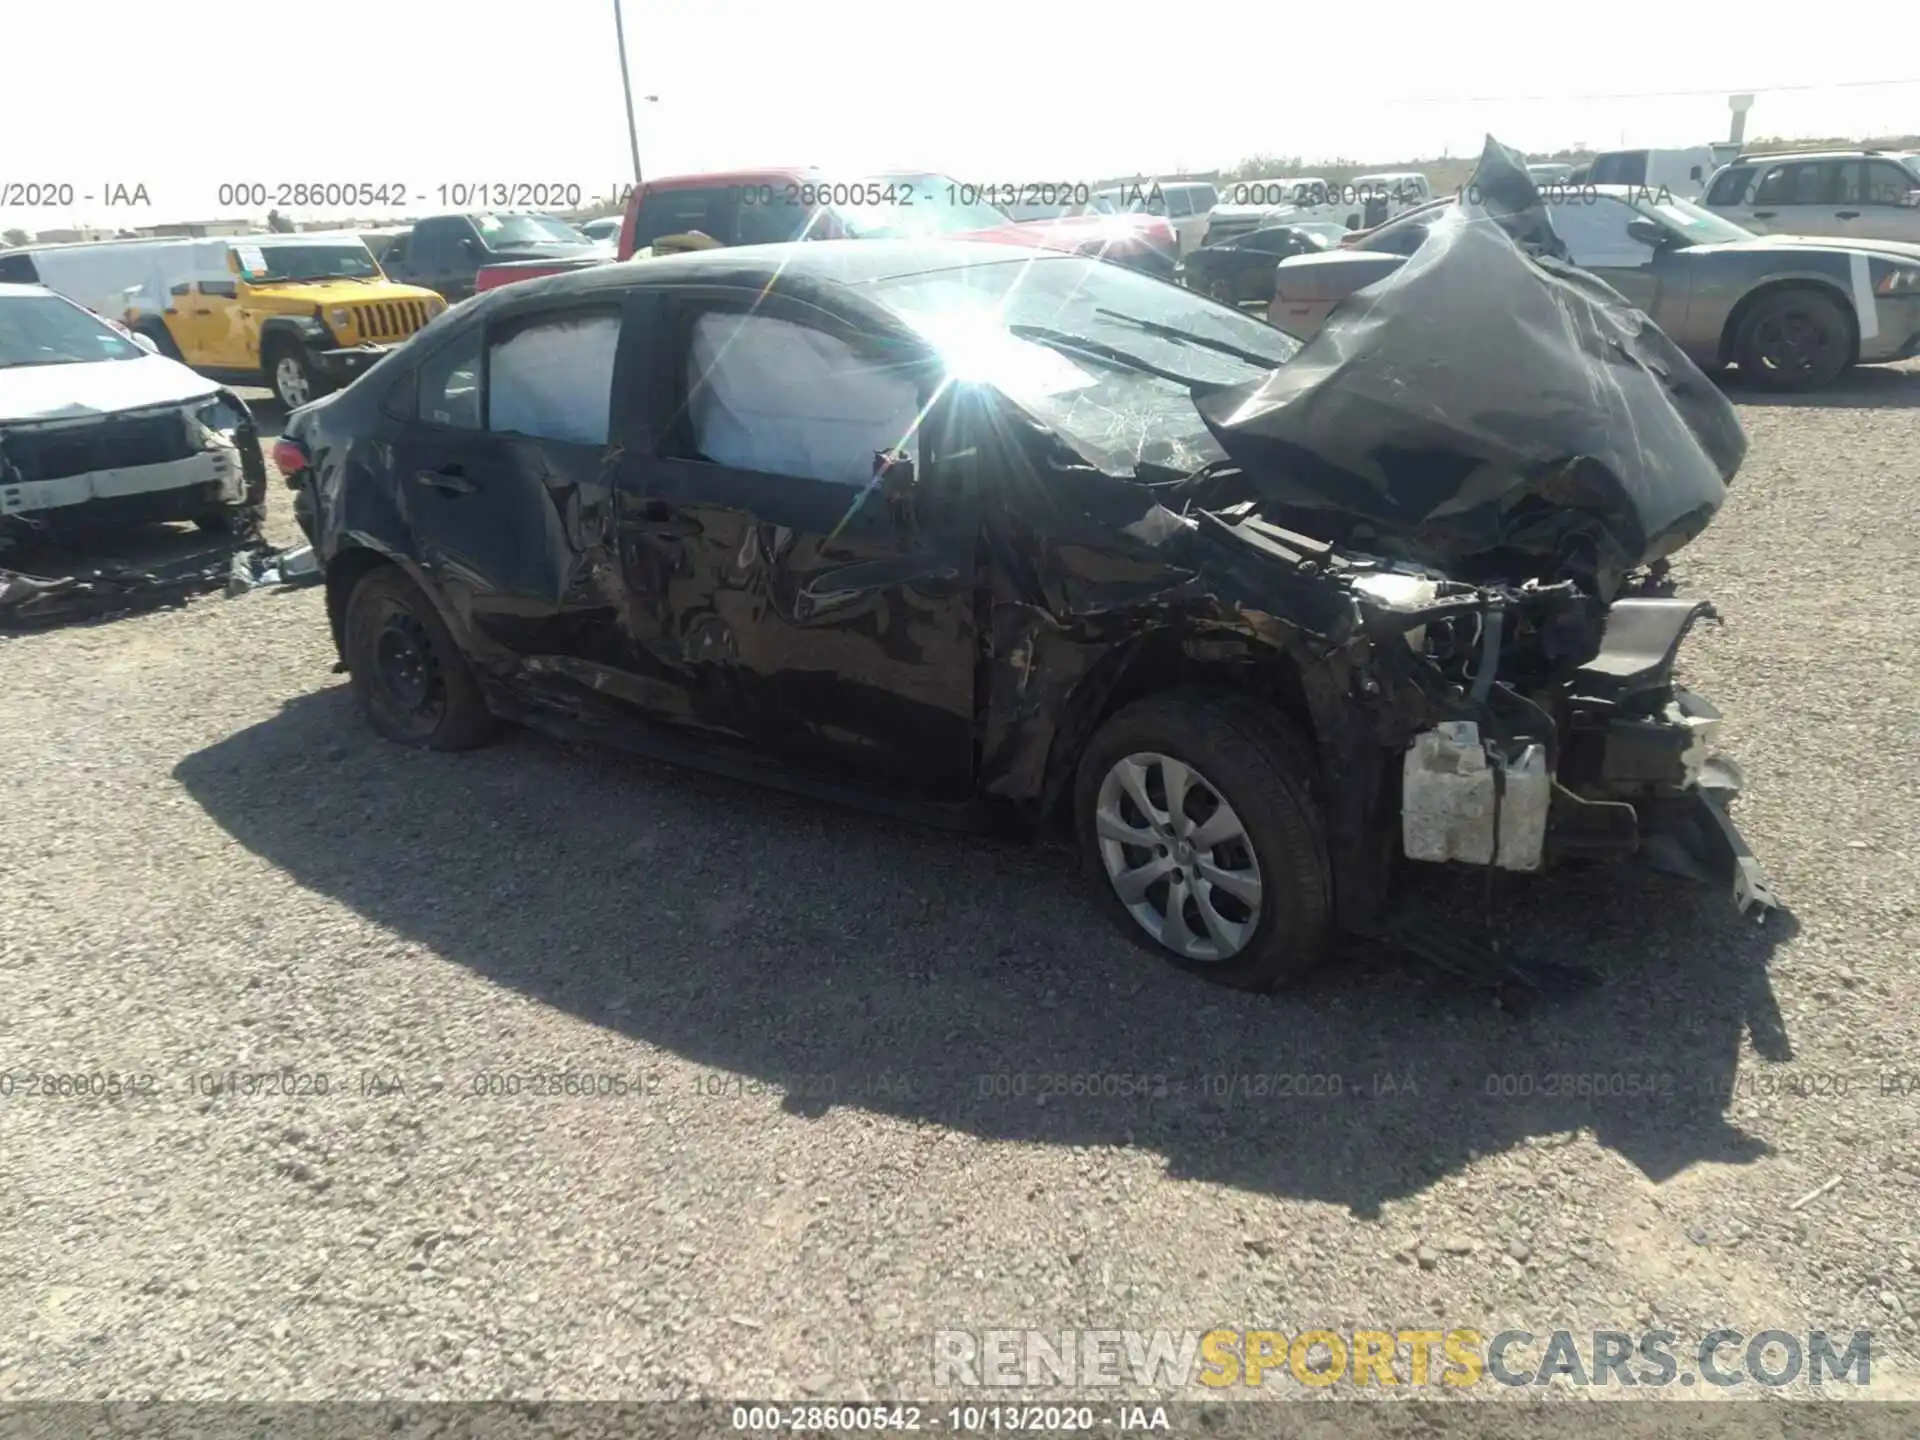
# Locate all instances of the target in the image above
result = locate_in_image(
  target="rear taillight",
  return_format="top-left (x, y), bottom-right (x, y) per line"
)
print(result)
top-left (272, 438), bottom-right (309, 475)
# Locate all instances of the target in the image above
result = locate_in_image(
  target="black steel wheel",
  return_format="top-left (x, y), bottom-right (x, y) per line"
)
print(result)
top-left (343, 566), bottom-right (498, 750)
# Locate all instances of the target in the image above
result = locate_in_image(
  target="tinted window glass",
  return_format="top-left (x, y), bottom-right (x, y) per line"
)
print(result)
top-left (1753, 163), bottom-right (1838, 206)
top-left (418, 331), bottom-right (482, 429)
top-left (1589, 153), bottom-right (1648, 186)
top-left (1165, 188), bottom-right (1193, 218)
top-left (1862, 160), bottom-right (1917, 205)
top-left (635, 187), bottom-right (732, 247)
top-left (487, 309), bottom-right (620, 446)
top-left (0, 252), bottom-right (39, 284)
top-left (1705, 166), bottom-right (1753, 205)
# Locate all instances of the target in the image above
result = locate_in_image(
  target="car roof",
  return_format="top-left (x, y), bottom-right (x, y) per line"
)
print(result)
top-left (1735, 149), bottom-right (1918, 164)
top-left (490, 238), bottom-right (1080, 300)
top-left (0, 281), bottom-right (58, 297)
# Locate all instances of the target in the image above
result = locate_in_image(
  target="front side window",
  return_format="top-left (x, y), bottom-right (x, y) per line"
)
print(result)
top-left (418, 331), bottom-right (482, 429)
top-left (0, 292), bottom-right (145, 368)
top-left (487, 309), bottom-right (620, 446)
top-left (1705, 166), bottom-right (1754, 206)
top-left (1165, 188), bottom-right (1195, 218)
top-left (680, 311), bottom-right (923, 486)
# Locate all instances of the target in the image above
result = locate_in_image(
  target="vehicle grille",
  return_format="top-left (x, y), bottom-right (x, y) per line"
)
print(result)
top-left (0, 410), bottom-right (193, 484)
top-left (349, 300), bottom-right (433, 342)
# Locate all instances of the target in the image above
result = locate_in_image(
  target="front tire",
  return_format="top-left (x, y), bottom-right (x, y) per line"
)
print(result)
top-left (267, 342), bottom-right (330, 411)
top-left (343, 567), bottom-right (498, 750)
top-left (1074, 690), bottom-right (1333, 991)
top-left (1735, 289), bottom-right (1852, 392)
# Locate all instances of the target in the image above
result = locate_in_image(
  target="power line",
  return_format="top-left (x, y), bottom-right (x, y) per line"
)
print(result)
top-left (1381, 75), bottom-right (1920, 106)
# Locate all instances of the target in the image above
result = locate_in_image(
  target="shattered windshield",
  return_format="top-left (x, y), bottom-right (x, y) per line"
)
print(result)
top-left (0, 293), bottom-right (145, 368)
top-left (869, 255), bottom-right (1298, 479)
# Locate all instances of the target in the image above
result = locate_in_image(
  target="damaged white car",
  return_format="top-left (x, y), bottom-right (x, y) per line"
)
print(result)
top-left (0, 283), bottom-right (267, 539)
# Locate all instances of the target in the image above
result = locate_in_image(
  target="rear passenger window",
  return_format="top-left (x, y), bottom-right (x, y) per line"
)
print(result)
top-left (0, 252), bottom-right (38, 284)
top-left (1166, 189), bottom-right (1194, 218)
top-left (487, 309), bottom-right (621, 446)
top-left (678, 311), bottom-right (921, 486)
top-left (418, 331), bottom-right (482, 430)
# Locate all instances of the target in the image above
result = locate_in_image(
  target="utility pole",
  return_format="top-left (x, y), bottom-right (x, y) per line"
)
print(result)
top-left (613, 0), bottom-right (643, 187)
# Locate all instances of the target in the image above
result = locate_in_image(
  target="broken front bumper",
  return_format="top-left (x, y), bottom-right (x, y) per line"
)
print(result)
top-left (1400, 596), bottom-right (1780, 919)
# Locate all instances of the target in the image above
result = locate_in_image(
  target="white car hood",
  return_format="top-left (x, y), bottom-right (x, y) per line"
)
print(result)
top-left (0, 353), bottom-right (219, 425)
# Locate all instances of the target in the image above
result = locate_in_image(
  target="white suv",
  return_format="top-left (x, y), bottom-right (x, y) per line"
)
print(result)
top-left (1701, 150), bottom-right (1920, 243)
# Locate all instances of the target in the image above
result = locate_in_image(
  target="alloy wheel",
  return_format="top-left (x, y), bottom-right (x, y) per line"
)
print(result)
top-left (1094, 751), bottom-right (1264, 961)
top-left (275, 355), bottom-right (312, 408)
top-left (1752, 308), bottom-right (1840, 379)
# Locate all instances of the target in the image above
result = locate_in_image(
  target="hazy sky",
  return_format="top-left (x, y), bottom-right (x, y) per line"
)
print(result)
top-left (5, 0), bottom-right (1919, 229)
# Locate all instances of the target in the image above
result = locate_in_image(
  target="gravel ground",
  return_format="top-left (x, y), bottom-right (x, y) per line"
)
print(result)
top-left (2, 372), bottom-right (1919, 1409)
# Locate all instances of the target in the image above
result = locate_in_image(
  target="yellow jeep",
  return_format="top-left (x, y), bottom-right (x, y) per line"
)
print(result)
top-left (22, 234), bottom-right (447, 409)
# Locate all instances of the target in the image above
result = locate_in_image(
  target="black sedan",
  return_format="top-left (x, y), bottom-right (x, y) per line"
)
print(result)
top-left (1178, 224), bottom-right (1347, 306)
top-left (278, 236), bottom-right (1774, 992)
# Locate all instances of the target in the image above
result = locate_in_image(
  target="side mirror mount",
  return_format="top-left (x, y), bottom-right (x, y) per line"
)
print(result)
top-left (1626, 217), bottom-right (1671, 250)
top-left (1902, 188), bottom-right (1920, 209)
top-left (130, 331), bottom-right (158, 355)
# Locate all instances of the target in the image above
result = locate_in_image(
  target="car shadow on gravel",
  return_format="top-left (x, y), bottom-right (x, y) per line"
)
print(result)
top-left (176, 688), bottom-right (1801, 1218)
top-left (1723, 363), bottom-right (1920, 409)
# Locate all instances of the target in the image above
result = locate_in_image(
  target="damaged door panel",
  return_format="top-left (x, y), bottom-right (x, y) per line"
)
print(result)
top-left (287, 168), bottom-right (1778, 996)
top-left (614, 292), bottom-right (979, 800)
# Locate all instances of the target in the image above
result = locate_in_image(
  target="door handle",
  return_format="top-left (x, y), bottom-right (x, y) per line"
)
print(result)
top-left (418, 466), bottom-right (475, 495)
top-left (1837, 210), bottom-right (1861, 219)
top-left (194, 309), bottom-right (211, 316)
top-left (1752, 210), bottom-right (1777, 219)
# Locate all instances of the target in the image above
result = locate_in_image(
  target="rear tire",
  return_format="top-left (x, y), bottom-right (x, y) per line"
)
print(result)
top-left (1735, 289), bottom-right (1852, 392)
top-left (343, 566), bottom-right (499, 751)
top-left (1074, 689), bottom-right (1333, 991)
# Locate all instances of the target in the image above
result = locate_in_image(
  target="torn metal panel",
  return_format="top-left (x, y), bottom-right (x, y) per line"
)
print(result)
top-left (1198, 136), bottom-right (1747, 603)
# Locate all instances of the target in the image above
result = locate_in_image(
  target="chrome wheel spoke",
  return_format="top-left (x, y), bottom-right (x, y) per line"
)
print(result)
top-left (1095, 804), bottom-right (1156, 849)
top-left (1188, 806), bottom-right (1245, 851)
top-left (1162, 873), bottom-right (1199, 954)
top-left (1162, 758), bottom-right (1195, 837)
top-left (1195, 857), bottom-right (1262, 907)
top-left (1114, 758), bottom-right (1166, 830)
top-left (1192, 880), bottom-right (1252, 954)
top-left (1112, 852), bottom-right (1175, 905)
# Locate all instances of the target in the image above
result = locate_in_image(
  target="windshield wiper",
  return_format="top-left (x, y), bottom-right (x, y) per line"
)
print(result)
top-left (1092, 308), bottom-right (1288, 370)
top-left (1006, 324), bottom-right (1206, 386)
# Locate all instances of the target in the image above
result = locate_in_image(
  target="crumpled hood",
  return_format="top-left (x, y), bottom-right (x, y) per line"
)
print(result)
top-left (1194, 136), bottom-right (1746, 599)
top-left (0, 353), bottom-right (218, 424)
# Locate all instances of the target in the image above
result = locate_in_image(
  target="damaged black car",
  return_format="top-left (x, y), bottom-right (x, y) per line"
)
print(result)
top-left (282, 178), bottom-right (1775, 992)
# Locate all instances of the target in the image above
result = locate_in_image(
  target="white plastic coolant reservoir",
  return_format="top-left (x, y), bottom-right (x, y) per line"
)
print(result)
top-left (1402, 721), bottom-right (1550, 872)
